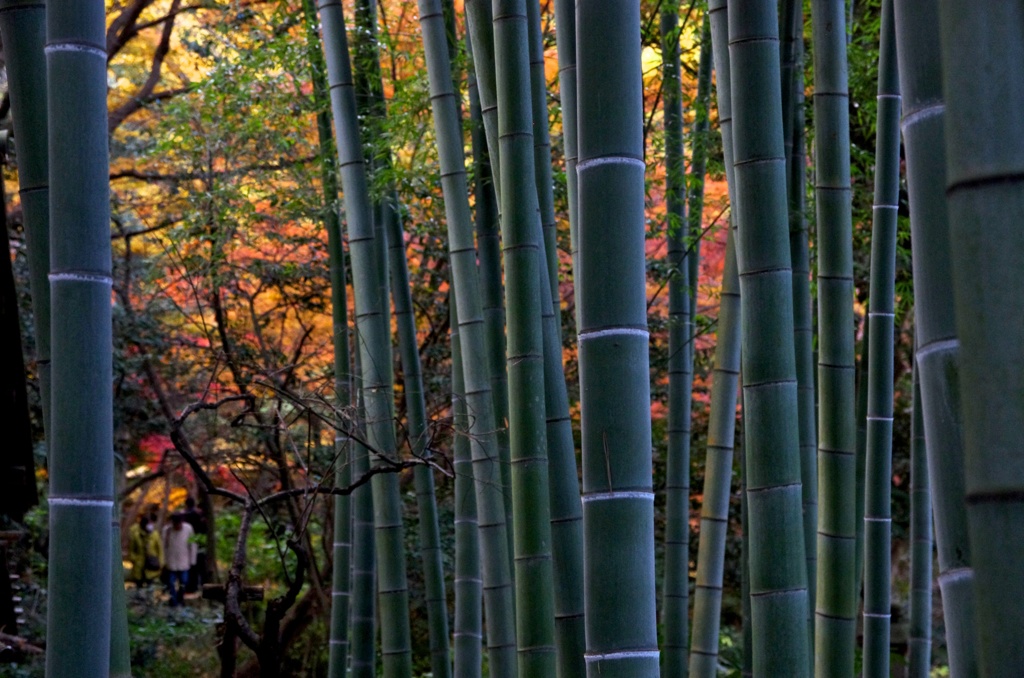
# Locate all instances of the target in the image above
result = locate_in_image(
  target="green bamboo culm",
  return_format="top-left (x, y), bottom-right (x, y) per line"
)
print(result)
top-left (686, 12), bottom-right (713, 305)
top-left (938, 4), bottom-right (1024, 675)
top-left (688, 2), bottom-right (743, 674)
top-left (451, 293), bottom-right (483, 678)
top-left (780, 0), bottom-right (818, 625)
top-left (853, 324), bottom-right (868, 601)
top-left (906, 369), bottom-right (931, 678)
top-left (386, 199), bottom-right (452, 678)
top-left (552, 0), bottom-right (579, 329)
top-left (466, 34), bottom-right (510, 508)
top-left (810, 0), bottom-right (858, 673)
top-left (318, 5), bottom-right (412, 676)
top-left (0, 0), bottom-right (53, 452)
top-left (861, 2), bottom-right (899, 674)
top-left (577, 1), bottom-right (659, 676)
top-left (727, 1), bottom-right (811, 674)
top-left (353, 10), bottom-right (453, 671)
top-left (461, 0), bottom-right (516, 568)
top-left (525, 0), bottom-right (560, 312)
top-left (318, 12), bottom-right (374, 677)
top-left (417, 1), bottom-right (518, 676)
top-left (520, 4), bottom-right (588, 670)
top-left (305, 5), bottom-right (354, 673)
top-left (659, 1), bottom-right (692, 674)
top-left (491, 0), bottom-right (559, 672)
top-left (891, 1), bottom-right (977, 674)
top-left (43, 0), bottom-right (115, 675)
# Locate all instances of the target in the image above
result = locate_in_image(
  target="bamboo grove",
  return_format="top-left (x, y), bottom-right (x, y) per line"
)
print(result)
top-left (0, 0), bottom-right (1022, 676)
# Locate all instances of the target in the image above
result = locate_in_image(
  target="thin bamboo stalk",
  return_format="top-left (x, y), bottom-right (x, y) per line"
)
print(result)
top-left (686, 13), bottom-right (713, 305)
top-left (525, 0), bottom-right (560, 313)
top-left (43, 0), bottom-right (115, 674)
top-left (462, 6), bottom-right (515, 570)
top-left (318, 5), bottom-right (411, 675)
top-left (577, 1), bottom-right (659, 675)
top-left (417, 2), bottom-right (517, 675)
top-left (305, 6), bottom-right (353, 674)
top-left (937, 4), bottom-right (1024, 675)
top-left (552, 0), bottom-right (578, 328)
top-left (687, 5), bottom-right (742, 675)
top-left (809, 0), bottom-right (857, 672)
top-left (906, 369), bottom-right (931, 678)
top-left (386, 198), bottom-right (452, 678)
top-left (891, 2), bottom-right (978, 674)
top-left (861, 3), bottom-right (899, 673)
top-left (780, 0), bottom-right (818, 629)
top-left (728, 1), bottom-right (810, 673)
top-left (451, 292), bottom-right (482, 678)
top-left (660, 1), bottom-right (692, 673)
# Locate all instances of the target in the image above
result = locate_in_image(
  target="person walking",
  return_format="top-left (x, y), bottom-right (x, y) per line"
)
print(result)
top-left (128, 515), bottom-right (163, 588)
top-left (162, 512), bottom-right (197, 607)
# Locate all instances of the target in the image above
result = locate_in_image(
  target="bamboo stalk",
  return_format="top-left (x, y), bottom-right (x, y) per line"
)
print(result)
top-left (937, 3), bottom-right (1024, 675)
top-left (318, 5), bottom-right (411, 675)
top-left (727, 1), bottom-right (811, 673)
top-left (688, 5), bottom-right (742, 675)
top-left (660, 1), bottom-right (692, 674)
top-left (43, 0), bottom-right (115, 674)
top-left (891, 2), bottom-right (978, 674)
top-left (906, 369), bottom-right (931, 678)
top-left (0, 0), bottom-right (52, 450)
top-left (417, 1), bottom-right (517, 675)
top-left (861, 3), bottom-right (900, 673)
top-left (305, 5), bottom-right (354, 674)
top-left (552, 0), bottom-right (579, 329)
top-left (809, 0), bottom-right (858, 673)
top-left (577, 1), bottom-right (659, 675)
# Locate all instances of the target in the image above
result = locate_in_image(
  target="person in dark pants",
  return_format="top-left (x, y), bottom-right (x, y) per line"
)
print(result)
top-left (181, 497), bottom-right (207, 594)
top-left (162, 513), bottom-right (196, 607)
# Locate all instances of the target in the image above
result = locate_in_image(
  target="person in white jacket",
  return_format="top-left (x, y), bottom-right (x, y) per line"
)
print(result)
top-left (162, 513), bottom-right (197, 607)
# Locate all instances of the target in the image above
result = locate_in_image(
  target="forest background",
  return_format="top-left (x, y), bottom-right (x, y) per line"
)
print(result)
top-left (0, 0), bottom-right (919, 675)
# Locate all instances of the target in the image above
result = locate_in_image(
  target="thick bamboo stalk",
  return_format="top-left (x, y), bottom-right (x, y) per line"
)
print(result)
top-left (937, 4), bottom-right (1024, 675)
top-left (861, 3), bottom-right (899, 674)
top-left (318, 6), bottom-right (411, 675)
top-left (727, 2), bottom-right (810, 674)
top-left (688, 5), bottom-right (742, 675)
top-left (0, 0), bottom-right (52, 450)
top-left (43, 0), bottom-right (115, 674)
top-left (577, 2), bottom-right (659, 676)
top-left (891, 2), bottom-right (977, 674)
top-left (660, 1), bottom-right (692, 674)
top-left (417, 2), bottom-right (517, 676)
top-left (906, 370), bottom-right (931, 678)
top-left (809, 0), bottom-right (857, 673)
top-left (305, 6), bottom-right (354, 674)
